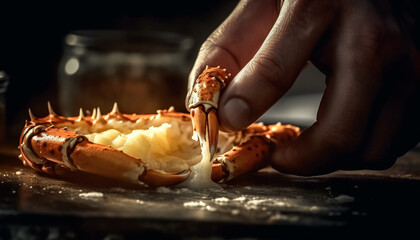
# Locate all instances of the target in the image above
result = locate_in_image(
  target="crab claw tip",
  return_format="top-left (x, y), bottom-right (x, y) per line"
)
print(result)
top-left (207, 108), bottom-right (219, 161)
top-left (140, 169), bottom-right (191, 187)
top-left (191, 106), bottom-right (207, 141)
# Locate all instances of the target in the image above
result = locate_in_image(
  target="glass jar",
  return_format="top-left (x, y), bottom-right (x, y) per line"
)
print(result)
top-left (0, 71), bottom-right (9, 143)
top-left (57, 30), bottom-right (194, 116)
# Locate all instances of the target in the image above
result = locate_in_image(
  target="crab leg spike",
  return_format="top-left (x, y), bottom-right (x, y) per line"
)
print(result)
top-left (96, 107), bottom-right (102, 121)
top-left (191, 106), bottom-right (207, 141)
top-left (47, 101), bottom-right (57, 116)
top-left (28, 108), bottom-right (36, 121)
top-left (207, 108), bottom-right (219, 160)
top-left (77, 108), bottom-right (84, 121)
top-left (111, 102), bottom-right (120, 115)
top-left (91, 108), bottom-right (97, 119)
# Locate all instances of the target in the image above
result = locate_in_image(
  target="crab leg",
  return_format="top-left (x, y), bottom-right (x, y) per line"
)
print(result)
top-left (19, 126), bottom-right (190, 187)
top-left (211, 136), bottom-right (271, 182)
top-left (190, 106), bottom-right (206, 141)
top-left (187, 66), bottom-right (232, 160)
top-left (211, 124), bottom-right (300, 182)
top-left (207, 108), bottom-right (219, 158)
top-left (190, 106), bottom-right (219, 159)
top-left (18, 102), bottom-right (302, 187)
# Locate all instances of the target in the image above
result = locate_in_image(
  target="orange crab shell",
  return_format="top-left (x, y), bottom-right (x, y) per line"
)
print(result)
top-left (186, 66), bottom-right (232, 111)
top-left (18, 105), bottom-right (300, 187)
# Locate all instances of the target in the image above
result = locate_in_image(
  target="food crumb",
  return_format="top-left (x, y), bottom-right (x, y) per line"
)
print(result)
top-left (269, 214), bottom-right (299, 222)
top-left (231, 209), bottom-right (240, 215)
top-left (156, 187), bottom-right (171, 193)
top-left (15, 171), bottom-right (22, 175)
top-left (309, 206), bottom-right (319, 211)
top-left (183, 201), bottom-right (206, 207)
top-left (175, 188), bottom-right (191, 194)
top-left (206, 205), bottom-right (216, 211)
top-left (233, 196), bottom-right (246, 202)
top-left (214, 197), bottom-right (230, 202)
top-left (79, 192), bottom-right (104, 198)
top-left (334, 194), bottom-right (354, 203)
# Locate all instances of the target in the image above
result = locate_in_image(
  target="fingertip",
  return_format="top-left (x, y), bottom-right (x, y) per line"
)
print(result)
top-left (270, 147), bottom-right (302, 175)
top-left (219, 97), bottom-right (252, 132)
top-left (270, 147), bottom-right (318, 176)
top-left (269, 128), bottom-right (340, 176)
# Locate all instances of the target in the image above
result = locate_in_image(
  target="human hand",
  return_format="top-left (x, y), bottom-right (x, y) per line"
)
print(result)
top-left (187, 0), bottom-right (420, 175)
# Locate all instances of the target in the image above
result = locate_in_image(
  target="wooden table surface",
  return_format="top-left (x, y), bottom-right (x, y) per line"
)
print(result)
top-left (1, 143), bottom-right (420, 239)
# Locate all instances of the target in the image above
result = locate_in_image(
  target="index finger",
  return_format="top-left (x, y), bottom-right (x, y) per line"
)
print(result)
top-left (186, 0), bottom-right (280, 93)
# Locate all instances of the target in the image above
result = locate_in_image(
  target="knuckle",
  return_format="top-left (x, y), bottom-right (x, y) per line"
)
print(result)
top-left (291, 0), bottom-right (337, 18)
top-left (200, 34), bottom-right (219, 53)
top-left (200, 26), bottom-right (232, 53)
top-left (356, 21), bottom-right (404, 61)
top-left (283, 0), bottom-right (337, 36)
top-left (354, 15), bottom-right (404, 56)
top-left (357, 24), bottom-right (385, 54)
top-left (250, 54), bottom-right (291, 91)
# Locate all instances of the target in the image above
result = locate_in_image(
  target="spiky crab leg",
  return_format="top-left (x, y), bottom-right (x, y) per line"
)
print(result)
top-left (187, 66), bottom-right (232, 160)
top-left (210, 123), bottom-right (301, 182)
top-left (19, 125), bottom-right (190, 187)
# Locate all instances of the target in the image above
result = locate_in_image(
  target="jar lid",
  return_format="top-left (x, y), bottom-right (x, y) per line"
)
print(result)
top-left (64, 30), bottom-right (194, 53)
top-left (0, 71), bottom-right (9, 93)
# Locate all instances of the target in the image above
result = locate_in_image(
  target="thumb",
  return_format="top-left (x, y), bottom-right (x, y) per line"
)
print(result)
top-left (218, 0), bottom-right (333, 131)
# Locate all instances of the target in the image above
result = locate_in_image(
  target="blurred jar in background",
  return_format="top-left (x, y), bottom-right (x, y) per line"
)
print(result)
top-left (57, 30), bottom-right (194, 116)
top-left (0, 71), bottom-right (9, 142)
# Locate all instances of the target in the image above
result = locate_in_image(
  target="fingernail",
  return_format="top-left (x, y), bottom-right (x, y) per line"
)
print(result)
top-left (223, 98), bottom-right (251, 130)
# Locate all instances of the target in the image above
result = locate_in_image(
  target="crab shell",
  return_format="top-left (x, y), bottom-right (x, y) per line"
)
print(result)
top-left (18, 104), bottom-right (300, 187)
top-left (186, 66), bottom-right (231, 112)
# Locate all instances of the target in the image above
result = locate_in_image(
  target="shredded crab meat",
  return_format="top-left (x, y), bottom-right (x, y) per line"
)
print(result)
top-left (183, 131), bottom-right (217, 188)
top-left (85, 123), bottom-right (201, 172)
top-left (55, 117), bottom-right (241, 174)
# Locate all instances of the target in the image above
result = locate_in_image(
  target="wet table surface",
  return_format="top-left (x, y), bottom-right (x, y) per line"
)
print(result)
top-left (1, 145), bottom-right (420, 239)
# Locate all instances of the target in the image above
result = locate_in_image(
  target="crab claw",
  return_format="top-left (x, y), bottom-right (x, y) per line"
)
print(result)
top-left (190, 106), bottom-right (219, 160)
top-left (207, 108), bottom-right (219, 159)
top-left (187, 66), bottom-right (232, 160)
top-left (190, 106), bottom-right (206, 141)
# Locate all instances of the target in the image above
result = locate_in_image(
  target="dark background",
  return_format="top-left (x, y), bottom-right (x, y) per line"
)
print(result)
top-left (0, 0), bottom-right (240, 139)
